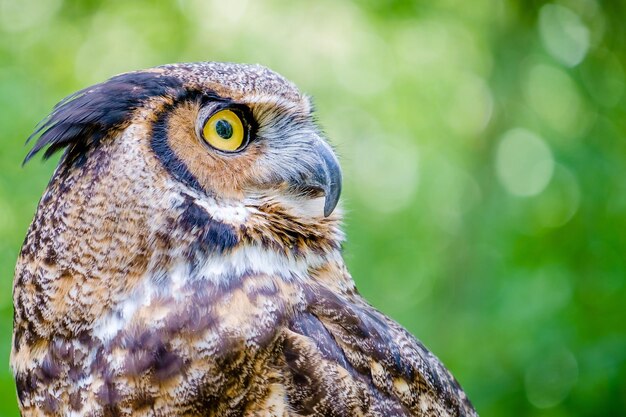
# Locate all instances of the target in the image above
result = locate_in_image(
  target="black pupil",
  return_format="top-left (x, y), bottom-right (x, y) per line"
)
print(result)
top-left (215, 119), bottom-right (233, 139)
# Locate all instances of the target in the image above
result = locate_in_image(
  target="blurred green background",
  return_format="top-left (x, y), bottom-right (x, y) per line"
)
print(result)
top-left (1, 0), bottom-right (625, 415)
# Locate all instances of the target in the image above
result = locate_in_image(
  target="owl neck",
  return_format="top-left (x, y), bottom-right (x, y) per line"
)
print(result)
top-left (164, 189), bottom-right (348, 281)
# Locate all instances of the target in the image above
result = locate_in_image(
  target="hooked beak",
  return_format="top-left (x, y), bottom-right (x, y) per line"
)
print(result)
top-left (295, 139), bottom-right (342, 217)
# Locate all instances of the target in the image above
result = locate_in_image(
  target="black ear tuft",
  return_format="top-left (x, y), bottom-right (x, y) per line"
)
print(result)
top-left (24, 71), bottom-right (183, 164)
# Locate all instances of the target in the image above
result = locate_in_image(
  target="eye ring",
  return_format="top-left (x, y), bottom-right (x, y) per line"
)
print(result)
top-left (201, 108), bottom-right (247, 152)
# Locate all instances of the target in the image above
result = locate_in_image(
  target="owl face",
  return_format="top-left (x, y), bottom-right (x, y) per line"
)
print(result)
top-left (28, 62), bottom-right (342, 219)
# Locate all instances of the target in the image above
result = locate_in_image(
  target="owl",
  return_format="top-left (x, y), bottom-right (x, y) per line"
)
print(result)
top-left (11, 62), bottom-right (477, 417)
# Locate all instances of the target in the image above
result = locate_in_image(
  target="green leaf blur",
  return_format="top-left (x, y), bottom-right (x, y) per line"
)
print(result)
top-left (1, 1), bottom-right (625, 416)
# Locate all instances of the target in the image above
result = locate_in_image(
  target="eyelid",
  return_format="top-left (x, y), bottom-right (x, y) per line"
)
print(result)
top-left (196, 102), bottom-right (227, 137)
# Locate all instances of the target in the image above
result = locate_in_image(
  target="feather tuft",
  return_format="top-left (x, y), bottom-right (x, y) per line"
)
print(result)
top-left (24, 72), bottom-right (183, 164)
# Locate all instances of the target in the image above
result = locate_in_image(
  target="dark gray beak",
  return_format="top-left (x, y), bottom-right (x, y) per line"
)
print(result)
top-left (301, 140), bottom-right (342, 217)
top-left (317, 141), bottom-right (342, 217)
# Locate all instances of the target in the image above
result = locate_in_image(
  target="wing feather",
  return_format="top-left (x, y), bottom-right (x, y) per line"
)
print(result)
top-left (280, 285), bottom-right (477, 417)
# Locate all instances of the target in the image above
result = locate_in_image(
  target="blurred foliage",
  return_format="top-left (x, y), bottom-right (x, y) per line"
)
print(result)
top-left (1, 0), bottom-right (625, 415)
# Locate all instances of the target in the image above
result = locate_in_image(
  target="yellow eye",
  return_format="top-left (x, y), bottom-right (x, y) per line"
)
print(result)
top-left (202, 109), bottom-right (246, 152)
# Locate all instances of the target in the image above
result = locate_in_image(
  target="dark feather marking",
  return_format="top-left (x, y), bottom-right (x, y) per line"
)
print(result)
top-left (289, 311), bottom-right (352, 371)
top-left (41, 394), bottom-right (59, 414)
top-left (307, 287), bottom-right (370, 338)
top-left (97, 379), bottom-right (120, 406)
top-left (130, 391), bottom-right (156, 411)
top-left (42, 246), bottom-right (57, 265)
top-left (49, 338), bottom-right (72, 361)
top-left (282, 336), bottom-right (320, 413)
top-left (98, 359), bottom-right (123, 417)
top-left (164, 299), bottom-right (219, 336)
top-left (90, 347), bottom-right (112, 381)
top-left (120, 327), bottom-right (188, 382)
top-left (38, 355), bottom-right (62, 383)
top-left (102, 403), bottom-right (122, 417)
top-left (25, 71), bottom-right (183, 164)
top-left (76, 329), bottom-right (93, 345)
top-left (121, 329), bottom-right (164, 372)
top-left (152, 343), bottom-right (185, 381)
top-left (67, 363), bottom-right (83, 383)
top-left (150, 105), bottom-right (205, 191)
top-left (69, 391), bottom-right (83, 411)
top-left (14, 371), bottom-right (36, 404)
top-left (177, 194), bottom-right (239, 254)
top-left (124, 348), bottom-right (154, 377)
top-left (246, 279), bottom-right (280, 302)
top-left (13, 325), bottom-right (24, 351)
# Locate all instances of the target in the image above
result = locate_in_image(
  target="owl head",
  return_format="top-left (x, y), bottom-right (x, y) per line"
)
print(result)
top-left (26, 62), bottom-right (342, 226)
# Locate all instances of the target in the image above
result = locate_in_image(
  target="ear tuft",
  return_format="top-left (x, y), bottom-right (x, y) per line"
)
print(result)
top-left (24, 71), bottom-right (183, 164)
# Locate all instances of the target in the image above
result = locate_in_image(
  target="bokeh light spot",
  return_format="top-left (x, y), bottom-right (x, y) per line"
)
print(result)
top-left (524, 64), bottom-right (590, 138)
top-left (539, 4), bottom-right (590, 67)
top-left (495, 128), bottom-right (554, 197)
top-left (525, 347), bottom-right (578, 408)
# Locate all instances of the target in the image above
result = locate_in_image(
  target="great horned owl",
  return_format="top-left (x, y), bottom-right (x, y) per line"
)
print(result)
top-left (12, 62), bottom-right (477, 417)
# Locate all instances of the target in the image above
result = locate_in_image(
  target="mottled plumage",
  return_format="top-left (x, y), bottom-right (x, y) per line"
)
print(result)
top-left (12, 62), bottom-right (477, 417)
